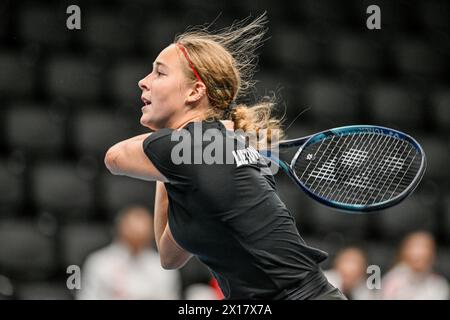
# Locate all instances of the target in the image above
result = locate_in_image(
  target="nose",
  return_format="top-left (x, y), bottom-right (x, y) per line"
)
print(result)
top-left (138, 77), bottom-right (148, 91)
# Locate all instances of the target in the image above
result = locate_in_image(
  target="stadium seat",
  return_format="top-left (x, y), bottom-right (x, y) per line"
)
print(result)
top-left (430, 89), bottom-right (450, 133)
top-left (0, 219), bottom-right (55, 280)
top-left (5, 104), bottom-right (66, 155)
top-left (349, 0), bottom-right (408, 31)
top-left (177, 0), bottom-right (233, 26)
top-left (31, 162), bottom-right (95, 218)
top-left (418, 136), bottom-right (448, 181)
top-left (0, 159), bottom-right (24, 215)
top-left (111, 60), bottom-right (152, 105)
top-left (303, 78), bottom-right (360, 125)
top-left (46, 55), bottom-right (102, 101)
top-left (392, 38), bottom-right (444, 78)
top-left (307, 202), bottom-right (369, 239)
top-left (445, 193), bottom-right (450, 243)
top-left (253, 71), bottom-right (291, 107)
top-left (292, 0), bottom-right (347, 24)
top-left (271, 28), bottom-right (319, 71)
top-left (141, 17), bottom-right (181, 55)
top-left (16, 282), bottom-right (73, 300)
top-left (233, 0), bottom-right (285, 21)
top-left (416, 1), bottom-right (450, 31)
top-left (99, 173), bottom-right (156, 217)
top-left (82, 9), bottom-right (135, 52)
top-left (17, 4), bottom-right (70, 47)
top-left (0, 51), bottom-right (34, 97)
top-left (72, 109), bottom-right (134, 157)
top-left (0, 273), bottom-right (14, 299)
top-left (377, 194), bottom-right (436, 240)
top-left (414, 178), bottom-right (444, 210)
top-left (330, 34), bottom-right (382, 73)
top-left (435, 245), bottom-right (450, 281)
top-left (367, 84), bottom-right (423, 130)
top-left (60, 223), bottom-right (112, 267)
top-left (364, 241), bottom-right (396, 275)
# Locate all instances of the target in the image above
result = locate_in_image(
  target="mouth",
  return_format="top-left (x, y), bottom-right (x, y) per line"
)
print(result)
top-left (141, 96), bottom-right (152, 112)
top-left (141, 96), bottom-right (152, 106)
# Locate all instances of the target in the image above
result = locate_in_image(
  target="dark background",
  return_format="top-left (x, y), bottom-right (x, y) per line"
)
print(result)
top-left (0, 0), bottom-right (448, 299)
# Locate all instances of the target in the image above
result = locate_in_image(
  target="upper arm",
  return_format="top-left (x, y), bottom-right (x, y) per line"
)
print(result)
top-left (105, 134), bottom-right (168, 182)
top-left (159, 225), bottom-right (193, 270)
top-left (154, 182), bottom-right (193, 270)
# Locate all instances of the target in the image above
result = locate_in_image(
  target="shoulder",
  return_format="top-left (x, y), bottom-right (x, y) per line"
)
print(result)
top-left (143, 128), bottom-right (174, 149)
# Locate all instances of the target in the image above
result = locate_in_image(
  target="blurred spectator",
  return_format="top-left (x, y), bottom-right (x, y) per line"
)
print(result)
top-left (77, 206), bottom-right (181, 299)
top-left (0, 274), bottom-right (14, 300)
top-left (381, 231), bottom-right (449, 300)
top-left (185, 284), bottom-right (218, 300)
top-left (324, 247), bottom-right (374, 300)
top-left (184, 277), bottom-right (224, 300)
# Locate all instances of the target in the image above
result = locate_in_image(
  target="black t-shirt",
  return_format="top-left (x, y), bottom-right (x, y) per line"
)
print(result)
top-left (143, 120), bottom-right (329, 299)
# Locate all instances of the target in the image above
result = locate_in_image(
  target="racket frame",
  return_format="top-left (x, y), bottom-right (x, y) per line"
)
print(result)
top-left (265, 125), bottom-right (427, 213)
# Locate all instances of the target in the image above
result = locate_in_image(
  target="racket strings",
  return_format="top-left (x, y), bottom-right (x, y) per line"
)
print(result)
top-left (318, 132), bottom-right (376, 201)
top-left (369, 141), bottom-right (419, 203)
top-left (340, 133), bottom-right (400, 204)
top-left (357, 136), bottom-right (409, 204)
top-left (323, 132), bottom-right (384, 203)
top-left (293, 132), bottom-right (422, 206)
top-left (303, 132), bottom-right (374, 202)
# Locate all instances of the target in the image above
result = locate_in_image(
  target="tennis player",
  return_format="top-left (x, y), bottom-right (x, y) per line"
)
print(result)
top-left (105, 15), bottom-right (346, 300)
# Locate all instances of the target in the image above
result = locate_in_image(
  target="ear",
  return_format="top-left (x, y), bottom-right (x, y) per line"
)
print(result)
top-left (185, 81), bottom-right (207, 104)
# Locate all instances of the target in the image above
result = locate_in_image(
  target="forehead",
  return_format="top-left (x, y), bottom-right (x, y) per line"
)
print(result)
top-left (154, 44), bottom-right (182, 68)
top-left (340, 249), bottom-right (364, 261)
top-left (407, 235), bottom-right (433, 246)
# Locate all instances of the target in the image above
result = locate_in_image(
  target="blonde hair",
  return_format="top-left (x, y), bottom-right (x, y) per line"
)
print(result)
top-left (174, 13), bottom-right (284, 140)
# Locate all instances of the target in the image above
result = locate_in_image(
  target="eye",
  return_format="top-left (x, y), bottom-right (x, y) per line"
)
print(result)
top-left (155, 69), bottom-right (166, 77)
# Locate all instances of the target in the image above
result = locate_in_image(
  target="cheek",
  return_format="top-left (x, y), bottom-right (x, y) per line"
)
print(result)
top-left (153, 77), bottom-right (184, 104)
top-left (141, 76), bottom-right (187, 128)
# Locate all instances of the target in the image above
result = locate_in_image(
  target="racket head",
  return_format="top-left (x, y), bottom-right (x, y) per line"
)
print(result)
top-left (290, 125), bottom-right (426, 213)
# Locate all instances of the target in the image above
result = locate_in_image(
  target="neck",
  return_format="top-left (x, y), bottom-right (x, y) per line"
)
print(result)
top-left (171, 108), bottom-right (209, 129)
top-left (173, 115), bottom-right (204, 129)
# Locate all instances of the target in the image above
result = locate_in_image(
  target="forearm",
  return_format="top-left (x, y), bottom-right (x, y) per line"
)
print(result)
top-left (110, 133), bottom-right (151, 150)
top-left (104, 133), bottom-right (167, 182)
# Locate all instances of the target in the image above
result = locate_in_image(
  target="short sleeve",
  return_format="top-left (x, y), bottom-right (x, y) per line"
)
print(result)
top-left (143, 128), bottom-right (190, 185)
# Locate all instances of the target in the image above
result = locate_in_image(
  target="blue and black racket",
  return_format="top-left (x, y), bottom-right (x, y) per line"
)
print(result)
top-left (261, 125), bottom-right (426, 212)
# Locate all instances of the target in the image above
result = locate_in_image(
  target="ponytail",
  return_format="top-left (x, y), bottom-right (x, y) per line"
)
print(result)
top-left (175, 13), bottom-right (285, 141)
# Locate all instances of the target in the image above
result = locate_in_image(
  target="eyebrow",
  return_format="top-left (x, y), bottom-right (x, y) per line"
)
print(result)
top-left (153, 61), bottom-right (168, 69)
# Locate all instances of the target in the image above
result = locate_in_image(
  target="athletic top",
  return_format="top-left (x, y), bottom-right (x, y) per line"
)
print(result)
top-left (143, 120), bottom-right (329, 299)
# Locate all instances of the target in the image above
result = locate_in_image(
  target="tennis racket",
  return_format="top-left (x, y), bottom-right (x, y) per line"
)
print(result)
top-left (260, 125), bottom-right (426, 213)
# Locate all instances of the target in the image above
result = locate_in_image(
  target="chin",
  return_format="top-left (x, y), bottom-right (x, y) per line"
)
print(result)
top-left (140, 116), bottom-right (152, 129)
top-left (140, 116), bottom-right (162, 131)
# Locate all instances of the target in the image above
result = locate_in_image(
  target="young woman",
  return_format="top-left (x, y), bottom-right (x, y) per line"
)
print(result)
top-left (105, 15), bottom-right (346, 300)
